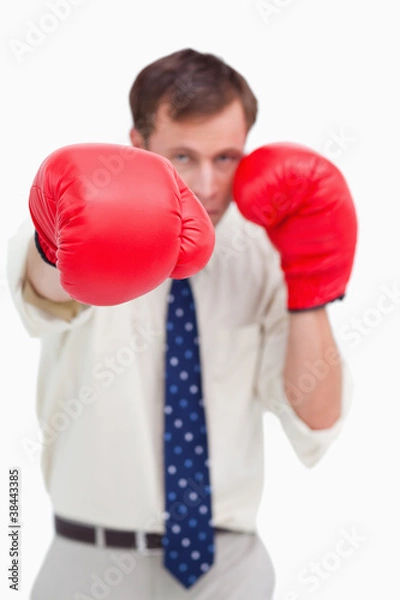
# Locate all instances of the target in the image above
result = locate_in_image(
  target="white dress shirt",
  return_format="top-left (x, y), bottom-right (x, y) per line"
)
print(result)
top-left (6, 202), bottom-right (352, 533)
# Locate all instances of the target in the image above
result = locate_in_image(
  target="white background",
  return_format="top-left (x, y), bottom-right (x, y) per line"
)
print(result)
top-left (1, 0), bottom-right (399, 598)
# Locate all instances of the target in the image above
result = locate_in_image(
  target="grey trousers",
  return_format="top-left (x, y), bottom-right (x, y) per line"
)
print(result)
top-left (30, 529), bottom-right (276, 599)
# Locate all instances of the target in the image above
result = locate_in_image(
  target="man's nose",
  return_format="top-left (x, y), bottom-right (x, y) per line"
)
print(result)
top-left (191, 163), bottom-right (218, 202)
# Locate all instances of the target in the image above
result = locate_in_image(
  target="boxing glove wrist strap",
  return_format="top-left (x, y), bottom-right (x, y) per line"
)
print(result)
top-left (288, 294), bottom-right (345, 313)
top-left (34, 231), bottom-right (56, 268)
top-left (287, 296), bottom-right (345, 313)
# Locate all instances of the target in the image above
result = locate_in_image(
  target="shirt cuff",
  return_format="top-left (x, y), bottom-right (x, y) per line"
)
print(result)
top-left (6, 218), bottom-right (93, 337)
top-left (267, 359), bottom-right (354, 468)
top-left (23, 278), bottom-right (87, 323)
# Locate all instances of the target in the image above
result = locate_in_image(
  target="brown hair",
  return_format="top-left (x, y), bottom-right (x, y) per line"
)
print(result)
top-left (129, 48), bottom-right (258, 141)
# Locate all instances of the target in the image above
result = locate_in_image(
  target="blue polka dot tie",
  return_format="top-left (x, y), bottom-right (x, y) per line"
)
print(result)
top-left (162, 278), bottom-right (215, 589)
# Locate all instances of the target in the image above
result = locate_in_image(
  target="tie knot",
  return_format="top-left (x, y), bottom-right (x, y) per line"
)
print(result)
top-left (168, 278), bottom-right (194, 307)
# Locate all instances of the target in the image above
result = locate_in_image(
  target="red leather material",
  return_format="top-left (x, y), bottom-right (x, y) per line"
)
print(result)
top-left (233, 143), bottom-right (358, 310)
top-left (29, 144), bottom-right (215, 305)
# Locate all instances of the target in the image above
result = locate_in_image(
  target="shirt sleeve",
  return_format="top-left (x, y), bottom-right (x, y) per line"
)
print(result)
top-left (256, 247), bottom-right (354, 468)
top-left (6, 218), bottom-right (94, 338)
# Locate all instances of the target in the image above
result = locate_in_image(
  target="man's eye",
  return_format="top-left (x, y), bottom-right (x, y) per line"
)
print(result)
top-left (174, 154), bottom-right (190, 163)
top-left (216, 155), bottom-right (237, 164)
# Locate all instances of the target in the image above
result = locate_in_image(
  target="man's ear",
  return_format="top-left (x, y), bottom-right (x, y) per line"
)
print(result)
top-left (129, 128), bottom-right (146, 149)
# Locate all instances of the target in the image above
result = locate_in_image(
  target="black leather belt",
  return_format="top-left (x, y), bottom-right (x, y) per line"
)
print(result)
top-left (55, 515), bottom-right (229, 549)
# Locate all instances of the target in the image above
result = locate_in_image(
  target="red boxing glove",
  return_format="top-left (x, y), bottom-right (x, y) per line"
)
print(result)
top-left (29, 144), bottom-right (215, 306)
top-left (233, 143), bottom-right (357, 311)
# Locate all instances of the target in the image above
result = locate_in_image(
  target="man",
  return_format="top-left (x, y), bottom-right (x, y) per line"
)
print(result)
top-left (7, 48), bottom-right (357, 599)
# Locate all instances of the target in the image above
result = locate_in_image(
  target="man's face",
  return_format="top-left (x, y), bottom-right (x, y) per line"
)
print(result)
top-left (130, 99), bottom-right (248, 226)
